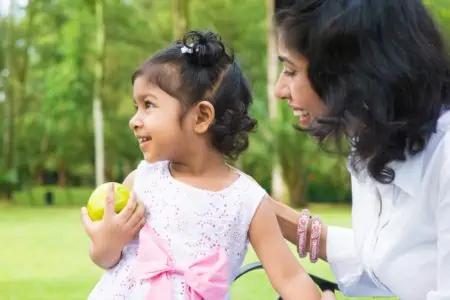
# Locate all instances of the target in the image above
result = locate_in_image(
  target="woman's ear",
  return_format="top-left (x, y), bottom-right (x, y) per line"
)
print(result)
top-left (193, 101), bottom-right (215, 134)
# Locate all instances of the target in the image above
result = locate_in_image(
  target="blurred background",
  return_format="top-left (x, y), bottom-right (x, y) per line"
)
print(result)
top-left (0, 0), bottom-right (449, 299)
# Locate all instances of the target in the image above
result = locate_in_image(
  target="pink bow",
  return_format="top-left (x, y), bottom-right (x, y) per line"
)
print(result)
top-left (133, 225), bottom-right (229, 300)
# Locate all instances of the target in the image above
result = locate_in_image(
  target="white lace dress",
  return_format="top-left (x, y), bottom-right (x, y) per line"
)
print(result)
top-left (87, 160), bottom-right (267, 300)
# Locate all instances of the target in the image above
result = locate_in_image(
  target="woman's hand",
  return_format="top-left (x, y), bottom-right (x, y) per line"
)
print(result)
top-left (81, 183), bottom-right (146, 269)
top-left (321, 291), bottom-right (336, 299)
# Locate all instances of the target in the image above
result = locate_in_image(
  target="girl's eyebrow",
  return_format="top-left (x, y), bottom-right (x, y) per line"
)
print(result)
top-left (135, 92), bottom-right (159, 101)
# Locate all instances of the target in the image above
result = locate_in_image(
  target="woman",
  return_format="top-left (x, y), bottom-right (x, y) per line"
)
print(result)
top-left (270, 0), bottom-right (450, 299)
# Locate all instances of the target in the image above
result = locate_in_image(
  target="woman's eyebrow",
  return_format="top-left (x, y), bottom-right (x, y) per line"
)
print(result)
top-left (278, 55), bottom-right (295, 66)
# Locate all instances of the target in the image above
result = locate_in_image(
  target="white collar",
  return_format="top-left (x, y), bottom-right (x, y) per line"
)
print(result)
top-left (350, 110), bottom-right (450, 196)
top-left (391, 110), bottom-right (450, 196)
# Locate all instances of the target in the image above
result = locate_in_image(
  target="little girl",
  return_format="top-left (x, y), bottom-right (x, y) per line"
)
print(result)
top-left (82, 31), bottom-right (321, 300)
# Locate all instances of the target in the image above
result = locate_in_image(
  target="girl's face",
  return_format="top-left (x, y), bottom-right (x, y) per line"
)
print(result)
top-left (275, 36), bottom-right (327, 129)
top-left (129, 76), bottom-right (188, 163)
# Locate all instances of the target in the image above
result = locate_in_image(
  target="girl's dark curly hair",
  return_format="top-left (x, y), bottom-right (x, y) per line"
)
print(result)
top-left (132, 30), bottom-right (256, 160)
top-left (276, 0), bottom-right (450, 183)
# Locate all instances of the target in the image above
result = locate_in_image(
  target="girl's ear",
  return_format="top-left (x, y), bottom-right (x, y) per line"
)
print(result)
top-left (193, 101), bottom-right (215, 134)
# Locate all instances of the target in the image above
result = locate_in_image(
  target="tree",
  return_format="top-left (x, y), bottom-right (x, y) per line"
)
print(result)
top-left (266, 0), bottom-right (289, 202)
top-left (172, 0), bottom-right (189, 40)
top-left (0, 0), bottom-right (356, 205)
top-left (93, 0), bottom-right (106, 186)
top-left (2, 0), bottom-right (16, 200)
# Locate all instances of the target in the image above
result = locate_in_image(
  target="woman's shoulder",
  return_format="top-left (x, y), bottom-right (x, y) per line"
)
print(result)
top-left (431, 110), bottom-right (450, 164)
top-left (389, 110), bottom-right (450, 180)
top-left (437, 109), bottom-right (450, 131)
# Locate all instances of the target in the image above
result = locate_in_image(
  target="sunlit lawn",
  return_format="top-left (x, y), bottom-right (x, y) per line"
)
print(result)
top-left (0, 192), bottom-right (380, 300)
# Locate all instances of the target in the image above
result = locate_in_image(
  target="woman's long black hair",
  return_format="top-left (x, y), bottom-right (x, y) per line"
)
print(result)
top-left (276, 0), bottom-right (450, 183)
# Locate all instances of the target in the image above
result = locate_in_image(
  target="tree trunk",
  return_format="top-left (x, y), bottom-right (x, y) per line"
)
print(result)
top-left (267, 0), bottom-right (288, 202)
top-left (36, 166), bottom-right (44, 185)
top-left (58, 160), bottom-right (66, 187)
top-left (93, 0), bottom-right (106, 187)
top-left (2, 0), bottom-right (36, 201)
top-left (289, 172), bottom-right (307, 208)
top-left (105, 165), bottom-right (114, 183)
top-left (16, 0), bottom-right (36, 115)
top-left (172, 0), bottom-right (189, 40)
top-left (2, 0), bottom-right (15, 201)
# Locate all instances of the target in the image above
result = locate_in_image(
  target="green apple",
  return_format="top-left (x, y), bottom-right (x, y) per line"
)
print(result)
top-left (87, 182), bottom-right (131, 221)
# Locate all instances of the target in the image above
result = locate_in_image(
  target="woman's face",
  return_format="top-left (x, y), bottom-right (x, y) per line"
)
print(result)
top-left (275, 36), bottom-right (327, 129)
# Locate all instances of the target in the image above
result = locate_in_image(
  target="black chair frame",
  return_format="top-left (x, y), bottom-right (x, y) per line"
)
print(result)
top-left (234, 262), bottom-right (340, 299)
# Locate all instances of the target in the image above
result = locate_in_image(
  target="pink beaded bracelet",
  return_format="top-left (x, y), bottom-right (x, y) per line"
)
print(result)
top-left (296, 209), bottom-right (310, 258)
top-left (309, 215), bottom-right (322, 263)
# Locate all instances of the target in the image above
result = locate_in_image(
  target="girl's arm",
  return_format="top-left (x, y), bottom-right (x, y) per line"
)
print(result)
top-left (249, 197), bottom-right (321, 300)
top-left (81, 171), bottom-right (146, 269)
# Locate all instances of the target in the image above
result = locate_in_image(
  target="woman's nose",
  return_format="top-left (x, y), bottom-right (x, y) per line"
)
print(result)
top-left (275, 77), bottom-right (289, 101)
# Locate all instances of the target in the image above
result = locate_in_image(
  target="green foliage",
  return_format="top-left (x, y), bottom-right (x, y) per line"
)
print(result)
top-left (1, 0), bottom-right (449, 204)
top-left (0, 166), bottom-right (18, 186)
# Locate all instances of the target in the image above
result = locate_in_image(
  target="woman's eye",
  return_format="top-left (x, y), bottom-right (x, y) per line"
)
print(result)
top-left (283, 68), bottom-right (296, 77)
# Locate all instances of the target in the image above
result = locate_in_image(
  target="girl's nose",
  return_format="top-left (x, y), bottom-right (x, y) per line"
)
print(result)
top-left (129, 114), bottom-right (143, 131)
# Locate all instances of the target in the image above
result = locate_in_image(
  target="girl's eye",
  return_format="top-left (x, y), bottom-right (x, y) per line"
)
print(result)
top-left (144, 101), bottom-right (156, 109)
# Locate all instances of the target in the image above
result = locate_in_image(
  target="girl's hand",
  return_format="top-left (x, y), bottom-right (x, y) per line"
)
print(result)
top-left (81, 183), bottom-right (146, 269)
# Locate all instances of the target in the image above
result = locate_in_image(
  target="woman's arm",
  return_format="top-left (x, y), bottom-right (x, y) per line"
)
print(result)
top-left (268, 196), bottom-right (328, 261)
top-left (268, 196), bottom-right (393, 297)
top-left (249, 197), bottom-right (322, 300)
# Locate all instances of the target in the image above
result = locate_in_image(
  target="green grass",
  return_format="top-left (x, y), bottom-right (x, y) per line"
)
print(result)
top-left (0, 200), bottom-right (378, 300)
top-left (12, 186), bottom-right (93, 206)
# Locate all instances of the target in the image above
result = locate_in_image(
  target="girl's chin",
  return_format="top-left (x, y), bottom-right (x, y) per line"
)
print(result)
top-left (143, 153), bottom-right (156, 163)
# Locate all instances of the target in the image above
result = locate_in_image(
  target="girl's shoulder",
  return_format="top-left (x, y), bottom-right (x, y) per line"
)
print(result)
top-left (132, 160), bottom-right (169, 188)
top-left (135, 160), bottom-right (168, 175)
top-left (123, 170), bottom-right (136, 190)
top-left (237, 171), bottom-right (267, 196)
top-left (230, 167), bottom-right (268, 213)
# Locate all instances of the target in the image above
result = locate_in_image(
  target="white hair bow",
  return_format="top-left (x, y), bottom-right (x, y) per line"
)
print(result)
top-left (181, 46), bottom-right (193, 54)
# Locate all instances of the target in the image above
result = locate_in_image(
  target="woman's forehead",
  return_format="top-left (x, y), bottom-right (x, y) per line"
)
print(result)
top-left (278, 38), bottom-right (308, 67)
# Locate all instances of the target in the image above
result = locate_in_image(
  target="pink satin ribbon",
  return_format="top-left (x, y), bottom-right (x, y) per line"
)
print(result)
top-left (133, 225), bottom-right (229, 300)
